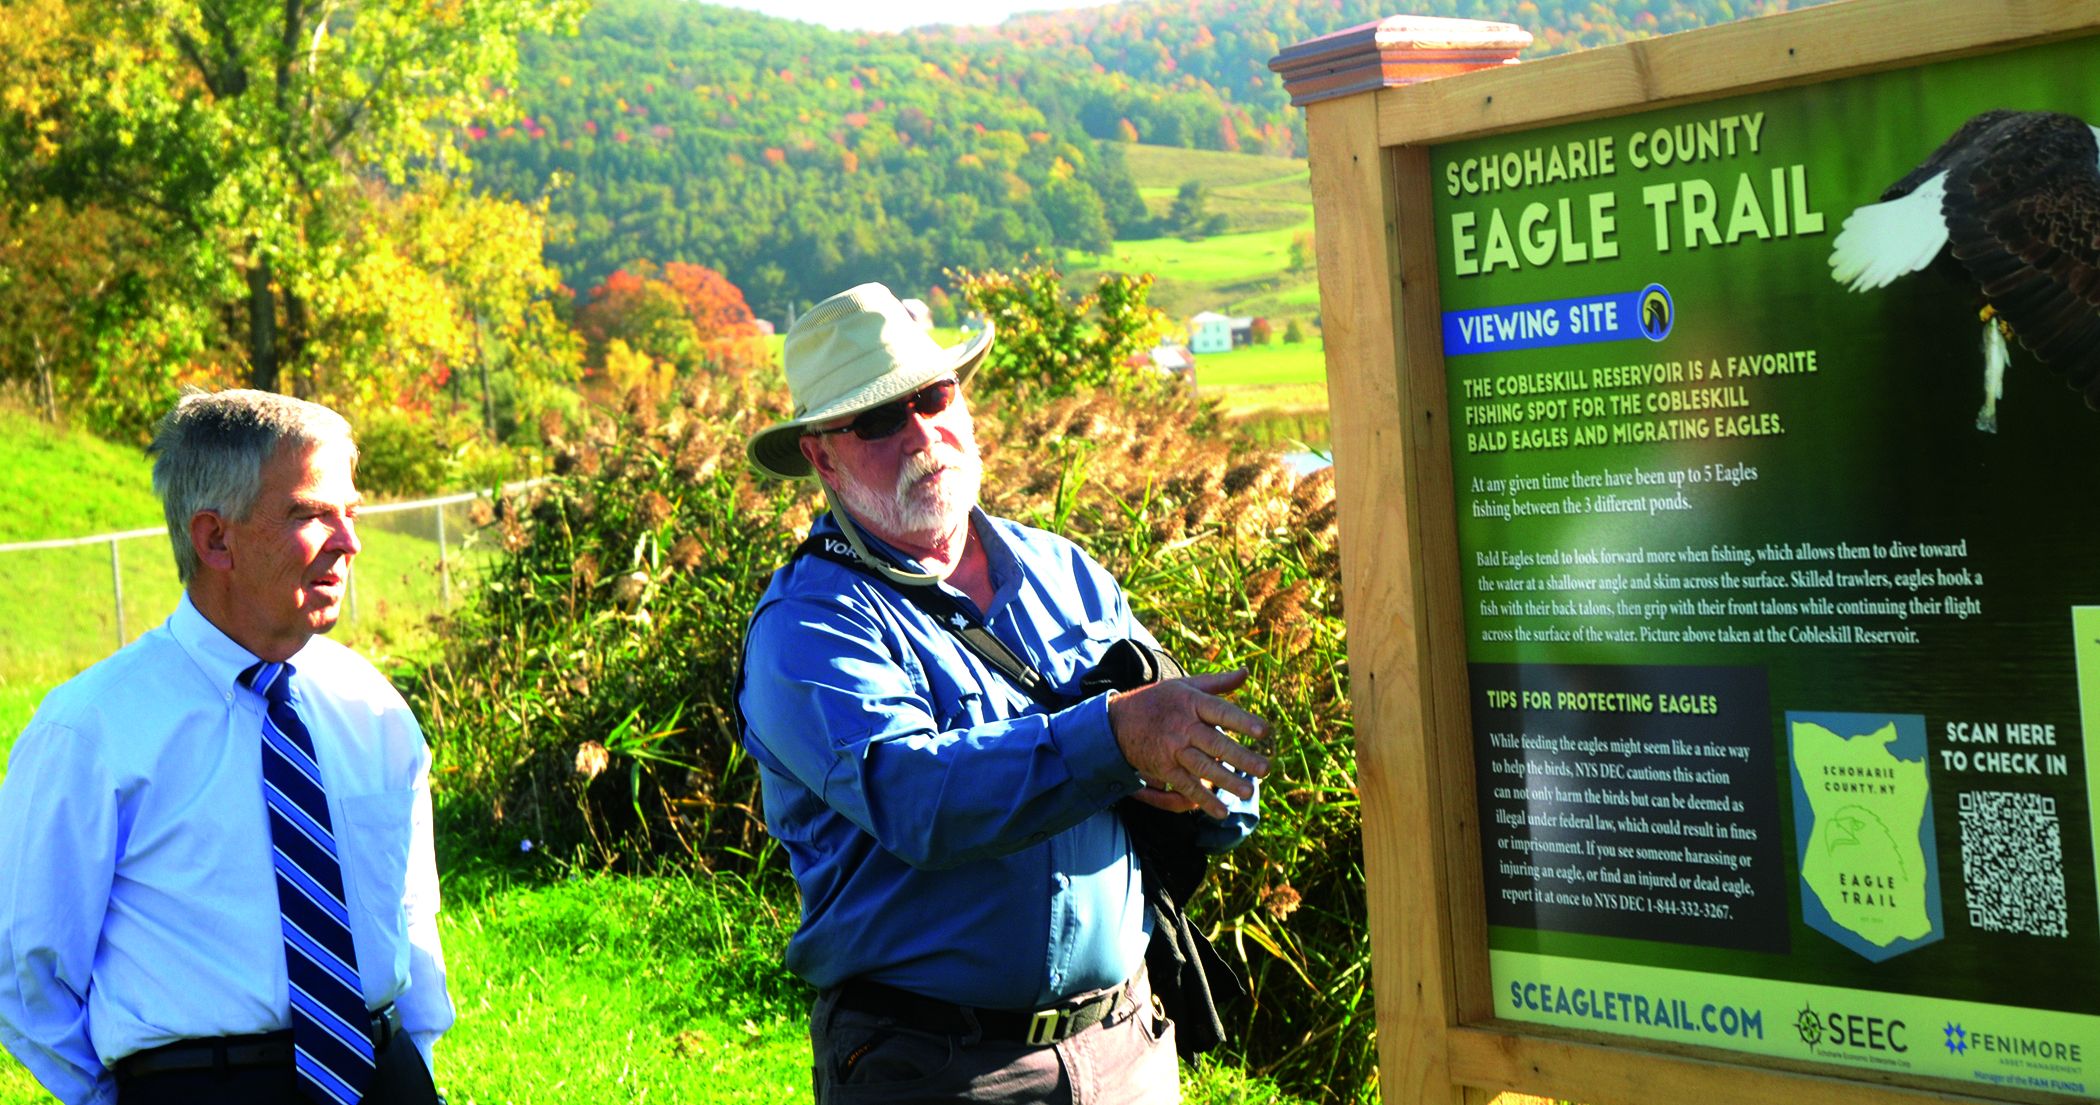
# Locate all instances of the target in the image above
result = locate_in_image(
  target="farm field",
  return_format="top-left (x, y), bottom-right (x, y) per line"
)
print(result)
top-left (1075, 144), bottom-right (1318, 327)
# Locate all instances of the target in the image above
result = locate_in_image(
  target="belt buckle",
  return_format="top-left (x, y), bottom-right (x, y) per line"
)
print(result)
top-left (1025, 1007), bottom-right (1068, 1045)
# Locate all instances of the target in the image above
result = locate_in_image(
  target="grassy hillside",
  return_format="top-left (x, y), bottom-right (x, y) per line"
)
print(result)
top-left (1072, 143), bottom-right (1316, 326)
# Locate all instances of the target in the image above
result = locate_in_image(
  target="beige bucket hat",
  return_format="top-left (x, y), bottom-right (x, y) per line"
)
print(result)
top-left (746, 282), bottom-right (994, 481)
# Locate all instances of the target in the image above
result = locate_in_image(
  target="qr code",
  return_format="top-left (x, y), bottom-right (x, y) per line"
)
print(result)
top-left (1959, 791), bottom-right (2068, 938)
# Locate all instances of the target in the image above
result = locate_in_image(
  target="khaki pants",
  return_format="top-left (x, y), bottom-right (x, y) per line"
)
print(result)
top-left (811, 970), bottom-right (1180, 1104)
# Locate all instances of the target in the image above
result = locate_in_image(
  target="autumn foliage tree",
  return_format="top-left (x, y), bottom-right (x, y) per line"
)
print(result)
top-left (0, 0), bottom-right (584, 413)
top-left (574, 260), bottom-right (766, 383)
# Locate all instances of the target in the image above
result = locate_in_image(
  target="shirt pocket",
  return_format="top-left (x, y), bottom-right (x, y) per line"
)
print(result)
top-left (338, 788), bottom-right (415, 985)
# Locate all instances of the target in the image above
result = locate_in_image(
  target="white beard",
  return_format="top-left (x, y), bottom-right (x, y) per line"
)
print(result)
top-left (831, 435), bottom-right (982, 547)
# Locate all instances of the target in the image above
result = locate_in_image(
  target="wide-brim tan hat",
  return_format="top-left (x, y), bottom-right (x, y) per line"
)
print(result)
top-left (747, 282), bottom-right (994, 481)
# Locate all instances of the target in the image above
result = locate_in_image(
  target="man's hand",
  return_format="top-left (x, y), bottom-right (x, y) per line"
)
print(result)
top-left (1107, 670), bottom-right (1271, 819)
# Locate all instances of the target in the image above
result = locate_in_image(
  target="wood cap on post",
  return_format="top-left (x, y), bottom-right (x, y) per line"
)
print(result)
top-left (1268, 16), bottom-right (1533, 106)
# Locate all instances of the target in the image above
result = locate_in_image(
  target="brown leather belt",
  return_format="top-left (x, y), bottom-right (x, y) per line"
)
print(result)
top-left (114, 1004), bottom-right (400, 1080)
top-left (834, 969), bottom-right (1137, 1046)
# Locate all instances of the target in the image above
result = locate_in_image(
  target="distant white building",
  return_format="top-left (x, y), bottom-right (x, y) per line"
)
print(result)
top-left (1148, 344), bottom-right (1196, 374)
top-left (1124, 344), bottom-right (1198, 388)
top-left (1190, 311), bottom-right (1253, 354)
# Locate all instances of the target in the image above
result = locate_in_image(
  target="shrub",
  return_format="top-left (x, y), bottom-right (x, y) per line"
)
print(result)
top-left (355, 408), bottom-right (467, 497)
top-left (951, 261), bottom-right (1173, 402)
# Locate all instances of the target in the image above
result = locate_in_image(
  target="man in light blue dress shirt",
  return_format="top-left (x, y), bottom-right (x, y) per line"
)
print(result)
top-left (740, 283), bottom-right (1273, 1103)
top-left (0, 390), bottom-right (451, 1104)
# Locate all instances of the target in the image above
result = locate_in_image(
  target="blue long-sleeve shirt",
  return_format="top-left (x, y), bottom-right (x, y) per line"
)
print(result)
top-left (738, 509), bottom-right (1256, 1009)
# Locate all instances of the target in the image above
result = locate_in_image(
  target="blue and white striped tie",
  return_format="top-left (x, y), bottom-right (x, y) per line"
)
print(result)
top-left (241, 661), bottom-right (377, 1105)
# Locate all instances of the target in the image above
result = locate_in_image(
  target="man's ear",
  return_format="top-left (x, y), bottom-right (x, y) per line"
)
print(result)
top-left (798, 435), bottom-right (838, 486)
top-left (189, 510), bottom-right (234, 574)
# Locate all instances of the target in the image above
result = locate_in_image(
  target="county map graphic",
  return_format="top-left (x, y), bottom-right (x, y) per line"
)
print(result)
top-left (1788, 711), bottom-right (1943, 960)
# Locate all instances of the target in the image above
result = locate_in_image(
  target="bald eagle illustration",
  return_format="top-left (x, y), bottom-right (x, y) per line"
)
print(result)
top-left (1827, 110), bottom-right (2100, 431)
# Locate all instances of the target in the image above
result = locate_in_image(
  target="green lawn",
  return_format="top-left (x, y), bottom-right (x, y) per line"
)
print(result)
top-left (433, 867), bottom-right (812, 1104)
top-left (1075, 219), bottom-right (1312, 295)
top-left (1197, 339), bottom-right (1326, 390)
top-left (1124, 144), bottom-right (1309, 192)
top-left (1189, 341), bottom-right (1331, 447)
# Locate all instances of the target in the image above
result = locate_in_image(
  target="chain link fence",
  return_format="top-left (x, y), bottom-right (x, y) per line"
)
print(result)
top-left (0, 483), bottom-right (535, 688)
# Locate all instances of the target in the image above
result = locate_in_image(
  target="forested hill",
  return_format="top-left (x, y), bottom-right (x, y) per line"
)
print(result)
top-left (469, 0), bottom-right (1833, 320)
top-left (938, 0), bottom-right (1835, 155)
top-left (470, 0), bottom-right (1149, 321)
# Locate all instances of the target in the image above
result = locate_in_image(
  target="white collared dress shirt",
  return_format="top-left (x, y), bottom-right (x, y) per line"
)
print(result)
top-left (0, 593), bottom-right (452, 1105)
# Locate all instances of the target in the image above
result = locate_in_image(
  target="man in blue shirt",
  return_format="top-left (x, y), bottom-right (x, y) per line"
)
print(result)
top-left (740, 282), bottom-right (1272, 1103)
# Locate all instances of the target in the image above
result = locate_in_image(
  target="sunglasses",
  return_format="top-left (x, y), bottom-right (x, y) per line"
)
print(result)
top-left (811, 378), bottom-right (960, 441)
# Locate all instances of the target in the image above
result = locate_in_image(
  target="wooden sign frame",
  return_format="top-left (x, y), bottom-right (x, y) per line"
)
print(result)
top-left (1292, 3), bottom-right (2100, 1103)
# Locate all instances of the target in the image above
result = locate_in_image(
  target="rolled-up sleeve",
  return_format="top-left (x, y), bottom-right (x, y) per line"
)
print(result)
top-left (0, 721), bottom-right (120, 1105)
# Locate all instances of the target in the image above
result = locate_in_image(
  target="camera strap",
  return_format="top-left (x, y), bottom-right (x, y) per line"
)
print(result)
top-left (793, 530), bottom-right (1065, 710)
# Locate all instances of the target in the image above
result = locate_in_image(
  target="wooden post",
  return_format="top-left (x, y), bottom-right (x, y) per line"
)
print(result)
top-left (109, 537), bottom-right (125, 648)
top-left (1281, 17), bottom-right (1528, 1105)
top-left (436, 500), bottom-right (451, 607)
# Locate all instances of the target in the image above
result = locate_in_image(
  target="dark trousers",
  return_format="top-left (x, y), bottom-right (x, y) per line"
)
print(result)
top-left (811, 970), bottom-right (1180, 1104)
top-left (117, 1027), bottom-right (441, 1105)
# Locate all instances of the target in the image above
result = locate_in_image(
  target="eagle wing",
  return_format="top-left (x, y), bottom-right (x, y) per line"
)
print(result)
top-left (1940, 112), bottom-right (2100, 407)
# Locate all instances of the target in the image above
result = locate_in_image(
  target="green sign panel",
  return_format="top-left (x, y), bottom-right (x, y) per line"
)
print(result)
top-left (1434, 35), bottom-right (2100, 1095)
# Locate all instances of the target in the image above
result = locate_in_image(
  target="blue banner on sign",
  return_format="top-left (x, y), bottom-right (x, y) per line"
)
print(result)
top-left (1443, 284), bottom-right (1673, 356)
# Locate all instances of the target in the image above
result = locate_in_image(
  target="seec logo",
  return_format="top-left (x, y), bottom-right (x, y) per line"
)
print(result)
top-left (1796, 1003), bottom-right (1908, 1053)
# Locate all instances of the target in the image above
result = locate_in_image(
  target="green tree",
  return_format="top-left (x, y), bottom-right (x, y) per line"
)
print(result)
top-left (1166, 179), bottom-right (1224, 240)
top-left (0, 0), bottom-right (585, 400)
top-left (0, 201), bottom-right (125, 422)
top-left (1287, 228), bottom-right (1316, 274)
top-left (951, 262), bottom-right (1170, 400)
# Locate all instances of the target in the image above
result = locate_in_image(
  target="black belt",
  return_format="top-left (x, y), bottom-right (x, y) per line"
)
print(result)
top-left (834, 971), bottom-right (1135, 1046)
top-left (114, 1004), bottom-right (401, 1081)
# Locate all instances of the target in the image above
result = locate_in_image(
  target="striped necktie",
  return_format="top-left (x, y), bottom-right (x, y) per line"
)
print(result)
top-left (241, 661), bottom-right (377, 1105)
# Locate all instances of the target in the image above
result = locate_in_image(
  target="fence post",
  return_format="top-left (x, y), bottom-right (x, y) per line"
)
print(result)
top-left (436, 501), bottom-right (450, 606)
top-left (109, 537), bottom-right (126, 648)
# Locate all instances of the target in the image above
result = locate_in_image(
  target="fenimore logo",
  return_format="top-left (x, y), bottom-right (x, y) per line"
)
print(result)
top-left (1945, 1022), bottom-right (1967, 1056)
top-left (1961, 1023), bottom-right (2084, 1067)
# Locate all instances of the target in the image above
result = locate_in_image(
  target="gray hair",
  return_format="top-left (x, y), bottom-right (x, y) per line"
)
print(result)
top-left (150, 389), bottom-right (358, 584)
